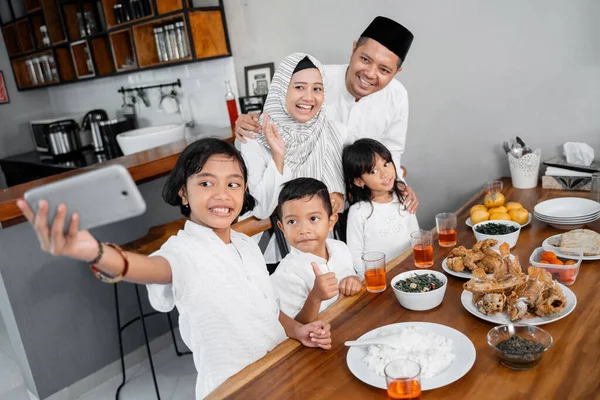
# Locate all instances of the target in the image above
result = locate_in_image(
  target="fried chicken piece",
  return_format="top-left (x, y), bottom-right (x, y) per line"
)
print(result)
top-left (472, 239), bottom-right (498, 253)
top-left (447, 256), bottom-right (466, 272)
top-left (473, 293), bottom-right (506, 315)
top-left (535, 281), bottom-right (567, 317)
top-left (477, 255), bottom-right (503, 274)
top-left (506, 267), bottom-right (555, 321)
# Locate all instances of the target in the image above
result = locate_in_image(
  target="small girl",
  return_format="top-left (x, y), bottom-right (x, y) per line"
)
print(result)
top-left (17, 138), bottom-right (331, 400)
top-left (342, 138), bottom-right (420, 276)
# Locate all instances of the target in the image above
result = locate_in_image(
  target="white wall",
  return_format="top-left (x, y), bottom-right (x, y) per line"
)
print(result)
top-left (47, 57), bottom-right (239, 131)
top-left (223, 0), bottom-right (600, 227)
top-left (0, 35), bottom-right (53, 159)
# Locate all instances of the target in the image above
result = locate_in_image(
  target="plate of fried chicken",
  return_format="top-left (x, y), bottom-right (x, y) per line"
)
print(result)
top-left (442, 239), bottom-right (515, 279)
top-left (460, 243), bottom-right (576, 325)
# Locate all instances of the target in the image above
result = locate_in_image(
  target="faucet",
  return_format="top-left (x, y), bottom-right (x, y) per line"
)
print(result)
top-left (159, 90), bottom-right (195, 128)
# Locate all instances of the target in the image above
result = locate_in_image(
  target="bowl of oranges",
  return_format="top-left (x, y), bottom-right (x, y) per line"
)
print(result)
top-left (467, 191), bottom-right (531, 227)
top-left (529, 247), bottom-right (583, 285)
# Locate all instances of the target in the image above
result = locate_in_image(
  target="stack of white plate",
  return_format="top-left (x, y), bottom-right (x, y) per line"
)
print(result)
top-left (534, 197), bottom-right (600, 229)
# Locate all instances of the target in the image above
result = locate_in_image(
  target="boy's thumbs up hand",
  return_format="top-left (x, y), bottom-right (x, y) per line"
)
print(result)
top-left (311, 262), bottom-right (339, 301)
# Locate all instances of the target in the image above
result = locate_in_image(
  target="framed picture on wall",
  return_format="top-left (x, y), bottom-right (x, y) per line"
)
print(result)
top-left (0, 72), bottom-right (9, 105)
top-left (244, 63), bottom-right (275, 96)
top-left (239, 95), bottom-right (267, 115)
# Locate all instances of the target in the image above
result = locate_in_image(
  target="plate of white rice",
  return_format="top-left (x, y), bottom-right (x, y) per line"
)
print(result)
top-left (346, 322), bottom-right (476, 391)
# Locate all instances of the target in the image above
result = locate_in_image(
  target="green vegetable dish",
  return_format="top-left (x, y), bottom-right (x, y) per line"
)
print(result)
top-left (475, 223), bottom-right (518, 235)
top-left (394, 274), bottom-right (444, 293)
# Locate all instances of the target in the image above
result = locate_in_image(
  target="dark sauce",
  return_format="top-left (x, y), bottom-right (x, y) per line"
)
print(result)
top-left (496, 336), bottom-right (544, 355)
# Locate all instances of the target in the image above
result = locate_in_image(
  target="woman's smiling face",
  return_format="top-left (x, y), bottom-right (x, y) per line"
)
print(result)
top-left (285, 68), bottom-right (324, 123)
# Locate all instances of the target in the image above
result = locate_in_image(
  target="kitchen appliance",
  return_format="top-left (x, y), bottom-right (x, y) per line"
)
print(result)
top-left (99, 118), bottom-right (137, 158)
top-left (30, 118), bottom-right (89, 154)
top-left (46, 119), bottom-right (83, 156)
top-left (82, 109), bottom-right (109, 152)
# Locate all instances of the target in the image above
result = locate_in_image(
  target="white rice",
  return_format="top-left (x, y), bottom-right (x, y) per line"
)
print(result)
top-left (362, 327), bottom-right (455, 379)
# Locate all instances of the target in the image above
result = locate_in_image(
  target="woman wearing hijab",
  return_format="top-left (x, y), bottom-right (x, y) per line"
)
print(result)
top-left (238, 53), bottom-right (345, 262)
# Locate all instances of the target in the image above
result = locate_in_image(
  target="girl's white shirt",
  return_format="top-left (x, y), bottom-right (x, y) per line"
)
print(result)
top-left (146, 221), bottom-right (287, 399)
top-left (346, 194), bottom-right (420, 278)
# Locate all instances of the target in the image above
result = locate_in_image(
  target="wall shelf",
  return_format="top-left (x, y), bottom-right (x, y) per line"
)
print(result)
top-left (1, 0), bottom-right (231, 91)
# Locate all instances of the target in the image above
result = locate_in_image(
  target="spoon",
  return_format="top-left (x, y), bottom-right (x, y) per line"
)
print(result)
top-left (516, 136), bottom-right (533, 155)
top-left (345, 334), bottom-right (404, 348)
top-left (502, 141), bottom-right (511, 154)
top-left (510, 144), bottom-right (523, 158)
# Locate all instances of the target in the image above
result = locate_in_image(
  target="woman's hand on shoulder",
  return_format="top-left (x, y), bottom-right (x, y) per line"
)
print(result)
top-left (235, 114), bottom-right (262, 143)
top-left (17, 199), bottom-right (99, 262)
top-left (330, 192), bottom-right (344, 214)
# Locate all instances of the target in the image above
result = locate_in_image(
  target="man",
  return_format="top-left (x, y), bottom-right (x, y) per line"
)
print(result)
top-left (236, 16), bottom-right (419, 212)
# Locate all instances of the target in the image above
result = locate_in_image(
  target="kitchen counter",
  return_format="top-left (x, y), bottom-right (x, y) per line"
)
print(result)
top-left (0, 127), bottom-right (234, 227)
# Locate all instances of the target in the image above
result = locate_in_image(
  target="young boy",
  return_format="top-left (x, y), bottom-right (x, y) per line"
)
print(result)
top-left (271, 178), bottom-right (362, 324)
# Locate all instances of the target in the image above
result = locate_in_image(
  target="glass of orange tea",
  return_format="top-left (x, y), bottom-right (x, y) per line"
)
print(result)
top-left (385, 359), bottom-right (422, 400)
top-left (410, 230), bottom-right (434, 268)
top-left (435, 212), bottom-right (457, 247)
top-left (362, 252), bottom-right (386, 293)
top-left (484, 180), bottom-right (503, 194)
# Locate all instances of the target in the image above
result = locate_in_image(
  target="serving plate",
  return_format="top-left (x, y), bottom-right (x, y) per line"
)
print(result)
top-left (346, 322), bottom-right (476, 391)
top-left (441, 253), bottom-right (515, 279)
top-left (542, 234), bottom-right (600, 261)
top-left (534, 197), bottom-right (600, 219)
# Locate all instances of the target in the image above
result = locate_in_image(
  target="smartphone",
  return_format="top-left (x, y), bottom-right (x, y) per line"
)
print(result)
top-left (24, 164), bottom-right (147, 231)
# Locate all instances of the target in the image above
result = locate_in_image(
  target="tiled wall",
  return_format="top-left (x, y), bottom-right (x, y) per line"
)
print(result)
top-left (48, 57), bottom-right (240, 130)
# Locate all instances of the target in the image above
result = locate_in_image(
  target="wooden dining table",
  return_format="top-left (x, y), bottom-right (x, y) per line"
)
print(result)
top-left (207, 178), bottom-right (600, 400)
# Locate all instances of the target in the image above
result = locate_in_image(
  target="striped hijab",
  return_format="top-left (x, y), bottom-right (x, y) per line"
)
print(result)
top-left (255, 53), bottom-right (345, 194)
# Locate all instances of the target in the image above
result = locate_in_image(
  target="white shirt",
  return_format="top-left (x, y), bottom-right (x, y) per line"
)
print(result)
top-left (238, 138), bottom-right (294, 219)
top-left (323, 64), bottom-right (409, 168)
top-left (270, 238), bottom-right (358, 318)
top-left (346, 196), bottom-right (420, 277)
top-left (146, 221), bottom-right (287, 399)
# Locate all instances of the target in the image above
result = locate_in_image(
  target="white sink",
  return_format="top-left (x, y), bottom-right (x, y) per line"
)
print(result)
top-left (116, 124), bottom-right (186, 155)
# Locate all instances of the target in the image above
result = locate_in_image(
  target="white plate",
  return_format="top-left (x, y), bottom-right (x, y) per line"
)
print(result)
top-left (461, 283), bottom-right (576, 326)
top-left (466, 213), bottom-right (531, 228)
top-left (534, 211), bottom-right (600, 223)
top-left (542, 234), bottom-right (600, 261)
top-left (534, 197), bottom-right (600, 219)
top-left (346, 322), bottom-right (476, 391)
top-left (441, 254), bottom-right (515, 279)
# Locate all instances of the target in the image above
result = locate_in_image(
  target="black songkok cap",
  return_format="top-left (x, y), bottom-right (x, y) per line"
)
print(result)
top-left (293, 56), bottom-right (317, 74)
top-left (360, 16), bottom-right (414, 63)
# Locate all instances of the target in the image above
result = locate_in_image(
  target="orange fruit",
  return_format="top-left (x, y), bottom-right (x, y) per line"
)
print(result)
top-left (539, 260), bottom-right (550, 264)
top-left (541, 251), bottom-right (558, 262)
top-left (471, 210), bottom-right (490, 224)
top-left (509, 208), bottom-right (529, 225)
top-left (551, 259), bottom-right (564, 265)
top-left (488, 206), bottom-right (508, 214)
top-left (565, 260), bottom-right (577, 265)
top-left (484, 192), bottom-right (505, 208)
top-left (489, 212), bottom-right (511, 221)
top-left (470, 205), bottom-right (488, 215)
top-left (505, 202), bottom-right (524, 211)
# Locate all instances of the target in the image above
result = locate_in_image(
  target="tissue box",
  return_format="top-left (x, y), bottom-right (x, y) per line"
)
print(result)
top-left (542, 176), bottom-right (592, 191)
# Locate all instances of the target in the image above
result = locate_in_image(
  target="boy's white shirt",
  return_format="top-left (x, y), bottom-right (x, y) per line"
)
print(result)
top-left (346, 194), bottom-right (420, 278)
top-left (146, 221), bottom-right (287, 400)
top-left (270, 238), bottom-right (358, 319)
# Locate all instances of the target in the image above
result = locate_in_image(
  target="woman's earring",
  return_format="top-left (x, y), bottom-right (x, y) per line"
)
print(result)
top-left (184, 204), bottom-right (190, 210)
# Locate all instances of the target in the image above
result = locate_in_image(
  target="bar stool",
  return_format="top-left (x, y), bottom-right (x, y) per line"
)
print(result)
top-left (113, 283), bottom-right (191, 400)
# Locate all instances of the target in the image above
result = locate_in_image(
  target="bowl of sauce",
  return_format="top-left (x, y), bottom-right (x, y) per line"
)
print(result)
top-left (487, 324), bottom-right (553, 370)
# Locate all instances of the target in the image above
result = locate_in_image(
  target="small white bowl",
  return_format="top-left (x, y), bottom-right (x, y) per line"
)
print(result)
top-left (472, 220), bottom-right (521, 249)
top-left (391, 270), bottom-right (448, 311)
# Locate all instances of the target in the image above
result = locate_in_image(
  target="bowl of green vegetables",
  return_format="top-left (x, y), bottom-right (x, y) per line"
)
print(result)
top-left (391, 270), bottom-right (447, 311)
top-left (472, 220), bottom-right (521, 249)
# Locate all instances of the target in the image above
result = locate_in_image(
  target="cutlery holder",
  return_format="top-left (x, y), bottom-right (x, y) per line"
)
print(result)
top-left (508, 149), bottom-right (541, 189)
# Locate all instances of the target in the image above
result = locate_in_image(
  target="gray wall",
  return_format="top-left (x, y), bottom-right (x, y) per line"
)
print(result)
top-left (224, 0), bottom-right (600, 227)
top-left (0, 34), bottom-right (53, 159)
top-left (0, 176), bottom-right (182, 399)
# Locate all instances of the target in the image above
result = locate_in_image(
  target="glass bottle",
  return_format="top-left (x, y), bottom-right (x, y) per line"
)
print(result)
top-left (225, 80), bottom-right (239, 129)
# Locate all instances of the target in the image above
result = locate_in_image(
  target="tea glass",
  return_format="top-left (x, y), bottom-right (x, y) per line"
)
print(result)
top-left (484, 180), bottom-right (503, 194)
top-left (436, 212), bottom-right (457, 247)
top-left (590, 173), bottom-right (600, 203)
top-left (410, 230), bottom-right (434, 268)
top-left (385, 359), bottom-right (422, 400)
top-left (362, 252), bottom-right (386, 293)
